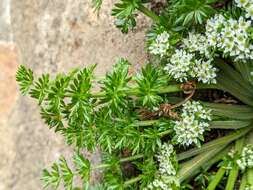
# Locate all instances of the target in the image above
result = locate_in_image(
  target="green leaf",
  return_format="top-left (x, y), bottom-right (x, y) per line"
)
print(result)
top-left (100, 58), bottom-right (131, 116)
top-left (41, 163), bottom-right (61, 189)
top-left (29, 74), bottom-right (50, 104)
top-left (16, 65), bottom-right (34, 94)
top-left (59, 157), bottom-right (74, 190)
top-left (177, 127), bottom-right (252, 161)
top-left (178, 145), bottom-right (227, 182)
top-left (111, 0), bottom-right (140, 33)
top-left (73, 153), bottom-right (91, 182)
top-left (210, 120), bottom-right (252, 129)
top-left (206, 166), bottom-right (226, 190)
top-left (92, 0), bottom-right (103, 13)
top-left (135, 64), bottom-right (167, 108)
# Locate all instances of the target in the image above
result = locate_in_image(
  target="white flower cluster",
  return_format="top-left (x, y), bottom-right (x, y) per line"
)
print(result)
top-left (206, 15), bottom-right (253, 61)
top-left (235, 0), bottom-right (253, 20)
top-left (245, 185), bottom-right (253, 190)
top-left (144, 144), bottom-right (179, 190)
top-left (144, 179), bottom-right (173, 190)
top-left (149, 31), bottom-right (170, 57)
top-left (236, 144), bottom-right (253, 170)
top-left (174, 101), bottom-right (212, 147)
top-left (182, 32), bottom-right (212, 58)
top-left (164, 49), bottom-right (217, 84)
top-left (157, 144), bottom-right (177, 176)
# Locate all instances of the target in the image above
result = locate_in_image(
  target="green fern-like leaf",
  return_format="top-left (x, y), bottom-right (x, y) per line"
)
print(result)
top-left (101, 59), bottom-right (131, 116)
top-left (112, 0), bottom-right (140, 33)
top-left (66, 66), bottom-right (95, 126)
top-left (73, 153), bottom-right (91, 182)
top-left (59, 157), bottom-right (74, 190)
top-left (16, 65), bottom-right (34, 95)
top-left (135, 64), bottom-right (167, 108)
top-left (29, 74), bottom-right (50, 104)
top-left (167, 0), bottom-right (216, 26)
top-left (92, 0), bottom-right (103, 12)
top-left (42, 163), bottom-right (61, 189)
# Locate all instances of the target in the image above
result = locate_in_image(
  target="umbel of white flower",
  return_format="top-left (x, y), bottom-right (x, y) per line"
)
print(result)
top-left (164, 49), bottom-right (217, 84)
top-left (182, 32), bottom-right (212, 59)
top-left (235, 0), bottom-right (253, 20)
top-left (206, 14), bottom-right (253, 61)
top-left (149, 31), bottom-right (170, 57)
top-left (236, 144), bottom-right (253, 171)
top-left (144, 144), bottom-right (179, 190)
top-left (173, 101), bottom-right (212, 147)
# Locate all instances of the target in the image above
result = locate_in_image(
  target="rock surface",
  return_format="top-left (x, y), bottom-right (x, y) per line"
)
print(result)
top-left (0, 0), bottom-right (151, 189)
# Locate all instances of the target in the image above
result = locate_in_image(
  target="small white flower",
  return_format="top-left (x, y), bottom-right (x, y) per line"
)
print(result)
top-left (149, 31), bottom-right (170, 57)
top-left (164, 50), bottom-right (217, 84)
top-left (182, 32), bottom-right (212, 58)
top-left (245, 4), bottom-right (253, 20)
top-left (144, 179), bottom-right (173, 190)
top-left (196, 60), bottom-right (217, 84)
top-left (174, 101), bottom-right (212, 146)
top-left (236, 144), bottom-right (253, 170)
top-left (206, 14), bottom-right (253, 61)
top-left (235, 0), bottom-right (250, 8)
top-left (235, 0), bottom-right (253, 20)
top-left (144, 144), bottom-right (178, 190)
top-left (164, 49), bottom-right (194, 82)
top-left (157, 144), bottom-right (177, 176)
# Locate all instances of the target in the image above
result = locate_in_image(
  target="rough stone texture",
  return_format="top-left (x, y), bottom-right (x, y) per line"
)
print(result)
top-left (0, 0), bottom-right (151, 189)
top-left (0, 0), bottom-right (12, 41)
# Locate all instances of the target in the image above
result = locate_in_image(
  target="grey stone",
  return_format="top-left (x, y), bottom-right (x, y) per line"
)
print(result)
top-left (0, 0), bottom-right (12, 41)
top-left (0, 0), bottom-right (151, 189)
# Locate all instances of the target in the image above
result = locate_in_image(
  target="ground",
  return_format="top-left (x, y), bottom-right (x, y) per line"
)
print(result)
top-left (0, 0), bottom-right (150, 189)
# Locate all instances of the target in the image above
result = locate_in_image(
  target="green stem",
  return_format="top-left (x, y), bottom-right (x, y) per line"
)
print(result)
top-left (137, 120), bottom-right (158, 126)
top-left (207, 166), bottom-right (227, 190)
top-left (247, 168), bottom-right (253, 188)
top-left (239, 172), bottom-right (247, 190)
top-left (137, 4), bottom-right (161, 24)
top-left (123, 175), bottom-right (142, 187)
top-left (92, 163), bottom-right (110, 170)
top-left (225, 137), bottom-right (245, 190)
top-left (92, 154), bottom-right (143, 170)
top-left (159, 129), bottom-right (172, 137)
top-left (120, 154), bottom-right (144, 162)
top-left (92, 83), bottom-right (220, 98)
top-left (177, 127), bottom-right (252, 161)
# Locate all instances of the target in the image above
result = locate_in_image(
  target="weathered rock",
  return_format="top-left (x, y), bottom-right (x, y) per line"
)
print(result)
top-left (0, 0), bottom-right (151, 189)
top-left (0, 0), bottom-right (12, 41)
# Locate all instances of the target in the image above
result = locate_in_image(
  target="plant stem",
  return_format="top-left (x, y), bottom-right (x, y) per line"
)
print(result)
top-left (124, 175), bottom-right (142, 187)
top-left (177, 127), bottom-right (252, 161)
top-left (239, 172), bottom-right (247, 190)
top-left (92, 83), bottom-right (220, 98)
top-left (137, 120), bottom-right (158, 126)
top-left (207, 166), bottom-right (227, 190)
top-left (92, 154), bottom-right (143, 170)
top-left (120, 154), bottom-right (144, 162)
top-left (225, 137), bottom-right (245, 190)
top-left (247, 168), bottom-right (253, 188)
top-left (137, 4), bottom-right (161, 24)
top-left (159, 129), bottom-right (172, 137)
